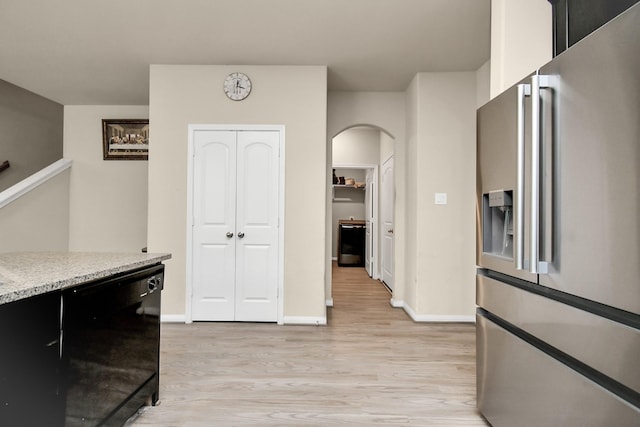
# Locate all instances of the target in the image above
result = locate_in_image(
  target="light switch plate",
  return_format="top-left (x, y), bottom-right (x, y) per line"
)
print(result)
top-left (435, 192), bottom-right (447, 205)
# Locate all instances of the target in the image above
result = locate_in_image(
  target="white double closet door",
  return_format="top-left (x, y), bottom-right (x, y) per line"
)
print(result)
top-left (191, 129), bottom-right (280, 322)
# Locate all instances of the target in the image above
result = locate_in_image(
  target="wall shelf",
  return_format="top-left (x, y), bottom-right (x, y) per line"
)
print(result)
top-left (332, 183), bottom-right (365, 202)
top-left (333, 184), bottom-right (365, 189)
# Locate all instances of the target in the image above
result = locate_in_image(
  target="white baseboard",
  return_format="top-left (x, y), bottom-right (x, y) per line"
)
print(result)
top-left (283, 316), bottom-right (327, 326)
top-left (161, 314), bottom-right (331, 325)
top-left (389, 298), bottom-right (404, 308)
top-left (161, 314), bottom-right (187, 323)
top-left (396, 302), bottom-right (475, 323)
top-left (411, 314), bottom-right (475, 323)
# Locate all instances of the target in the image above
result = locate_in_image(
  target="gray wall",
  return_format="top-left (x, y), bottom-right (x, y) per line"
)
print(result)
top-left (0, 169), bottom-right (70, 252)
top-left (0, 79), bottom-right (63, 192)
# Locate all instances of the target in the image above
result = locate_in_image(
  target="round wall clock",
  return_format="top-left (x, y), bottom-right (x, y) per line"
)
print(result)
top-left (223, 72), bottom-right (252, 101)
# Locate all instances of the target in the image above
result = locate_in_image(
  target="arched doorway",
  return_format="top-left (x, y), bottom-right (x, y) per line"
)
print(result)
top-left (330, 125), bottom-right (395, 300)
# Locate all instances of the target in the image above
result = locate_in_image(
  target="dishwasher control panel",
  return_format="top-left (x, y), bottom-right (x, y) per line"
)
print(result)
top-left (146, 275), bottom-right (163, 293)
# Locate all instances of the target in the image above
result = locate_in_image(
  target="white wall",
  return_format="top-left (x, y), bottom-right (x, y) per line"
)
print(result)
top-left (404, 79), bottom-right (419, 310)
top-left (332, 127), bottom-right (380, 165)
top-left (0, 169), bottom-right (70, 252)
top-left (404, 72), bottom-right (477, 321)
top-left (380, 131), bottom-right (394, 164)
top-left (476, 60), bottom-right (491, 108)
top-left (148, 65), bottom-right (327, 323)
top-left (64, 106), bottom-right (149, 252)
top-left (490, 0), bottom-right (552, 98)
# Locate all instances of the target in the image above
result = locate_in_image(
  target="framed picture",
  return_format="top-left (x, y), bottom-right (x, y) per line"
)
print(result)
top-left (102, 119), bottom-right (150, 160)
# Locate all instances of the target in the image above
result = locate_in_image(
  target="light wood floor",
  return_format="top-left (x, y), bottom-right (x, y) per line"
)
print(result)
top-left (129, 264), bottom-right (489, 426)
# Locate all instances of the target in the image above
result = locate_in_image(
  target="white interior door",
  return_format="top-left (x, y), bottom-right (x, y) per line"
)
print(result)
top-left (364, 169), bottom-right (374, 277)
top-left (192, 131), bottom-right (237, 320)
top-left (234, 131), bottom-right (279, 321)
top-left (381, 156), bottom-right (394, 289)
top-left (192, 129), bottom-right (279, 322)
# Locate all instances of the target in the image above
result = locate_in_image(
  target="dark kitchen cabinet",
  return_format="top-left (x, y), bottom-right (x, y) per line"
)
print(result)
top-left (0, 291), bottom-right (64, 427)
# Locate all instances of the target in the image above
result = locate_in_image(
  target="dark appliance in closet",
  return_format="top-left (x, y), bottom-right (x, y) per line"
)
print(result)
top-left (338, 220), bottom-right (365, 267)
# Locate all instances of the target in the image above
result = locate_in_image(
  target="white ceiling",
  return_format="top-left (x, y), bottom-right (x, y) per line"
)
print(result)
top-left (0, 0), bottom-right (490, 105)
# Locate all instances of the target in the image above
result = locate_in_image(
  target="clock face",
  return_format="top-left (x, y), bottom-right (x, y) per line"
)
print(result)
top-left (224, 72), bottom-right (252, 101)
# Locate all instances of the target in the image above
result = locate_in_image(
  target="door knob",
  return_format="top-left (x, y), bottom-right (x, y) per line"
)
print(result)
top-left (226, 232), bottom-right (234, 238)
top-left (388, 229), bottom-right (394, 234)
top-left (238, 232), bottom-right (245, 238)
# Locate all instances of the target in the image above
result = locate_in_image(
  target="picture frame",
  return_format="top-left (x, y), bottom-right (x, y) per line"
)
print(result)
top-left (102, 119), bottom-right (150, 160)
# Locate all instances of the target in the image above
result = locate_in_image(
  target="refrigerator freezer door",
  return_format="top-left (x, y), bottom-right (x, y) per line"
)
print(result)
top-left (477, 314), bottom-right (640, 427)
top-left (536, 3), bottom-right (640, 315)
top-left (477, 76), bottom-right (538, 283)
top-left (477, 274), bottom-right (640, 395)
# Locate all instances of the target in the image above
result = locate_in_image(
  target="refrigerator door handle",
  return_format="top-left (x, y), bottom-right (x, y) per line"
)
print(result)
top-left (515, 83), bottom-right (530, 270)
top-left (530, 74), bottom-right (549, 274)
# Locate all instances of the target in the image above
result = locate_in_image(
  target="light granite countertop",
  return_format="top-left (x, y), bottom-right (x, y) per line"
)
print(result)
top-left (0, 252), bottom-right (171, 305)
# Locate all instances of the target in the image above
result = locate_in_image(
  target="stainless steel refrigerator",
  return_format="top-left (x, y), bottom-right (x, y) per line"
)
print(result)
top-left (476, 4), bottom-right (640, 426)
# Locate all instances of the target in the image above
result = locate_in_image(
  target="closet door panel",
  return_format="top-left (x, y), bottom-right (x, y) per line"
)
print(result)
top-left (235, 131), bottom-right (279, 322)
top-left (192, 131), bottom-right (237, 321)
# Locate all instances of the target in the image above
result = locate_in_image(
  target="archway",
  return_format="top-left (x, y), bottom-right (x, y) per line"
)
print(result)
top-left (329, 125), bottom-right (395, 305)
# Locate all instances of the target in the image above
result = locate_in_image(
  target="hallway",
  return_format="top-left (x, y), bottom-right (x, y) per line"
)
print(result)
top-left (129, 264), bottom-right (487, 426)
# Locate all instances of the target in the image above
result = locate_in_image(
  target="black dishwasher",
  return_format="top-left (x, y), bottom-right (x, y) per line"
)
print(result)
top-left (62, 264), bottom-right (163, 427)
top-left (338, 220), bottom-right (366, 267)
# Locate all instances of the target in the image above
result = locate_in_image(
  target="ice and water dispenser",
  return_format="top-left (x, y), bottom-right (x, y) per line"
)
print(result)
top-left (482, 190), bottom-right (513, 259)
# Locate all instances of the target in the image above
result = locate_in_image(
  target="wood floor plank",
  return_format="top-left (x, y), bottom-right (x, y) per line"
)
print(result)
top-left (128, 264), bottom-right (488, 426)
